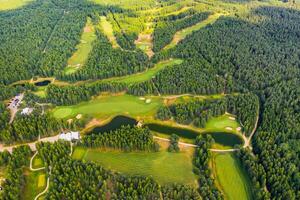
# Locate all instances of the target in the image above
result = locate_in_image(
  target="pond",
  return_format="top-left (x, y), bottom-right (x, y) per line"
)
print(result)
top-left (34, 80), bottom-right (51, 87)
top-left (89, 115), bottom-right (137, 134)
top-left (146, 123), bottom-right (243, 148)
top-left (87, 115), bottom-right (243, 147)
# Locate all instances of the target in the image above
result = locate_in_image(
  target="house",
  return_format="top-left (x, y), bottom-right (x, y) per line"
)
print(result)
top-left (21, 107), bottom-right (33, 115)
top-left (59, 131), bottom-right (80, 141)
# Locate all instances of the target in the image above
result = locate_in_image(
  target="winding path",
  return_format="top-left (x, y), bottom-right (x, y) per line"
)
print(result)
top-left (34, 167), bottom-right (51, 200)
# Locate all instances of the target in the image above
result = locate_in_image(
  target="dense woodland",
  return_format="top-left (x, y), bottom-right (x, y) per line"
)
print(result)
top-left (81, 126), bottom-right (159, 152)
top-left (156, 94), bottom-right (259, 136)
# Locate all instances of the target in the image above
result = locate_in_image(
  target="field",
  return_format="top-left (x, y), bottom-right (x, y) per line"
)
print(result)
top-left (205, 114), bottom-right (240, 133)
top-left (53, 94), bottom-right (163, 119)
top-left (22, 169), bottom-right (46, 200)
top-left (72, 146), bottom-right (198, 185)
top-left (164, 12), bottom-right (224, 50)
top-left (0, 0), bottom-right (33, 10)
top-left (32, 154), bottom-right (44, 169)
top-left (64, 18), bottom-right (97, 74)
top-left (105, 59), bottom-right (183, 84)
top-left (212, 153), bottom-right (253, 200)
top-left (100, 16), bottom-right (119, 48)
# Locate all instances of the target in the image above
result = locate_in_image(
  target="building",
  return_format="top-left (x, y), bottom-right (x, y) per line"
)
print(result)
top-left (21, 107), bottom-right (33, 115)
top-left (59, 131), bottom-right (80, 141)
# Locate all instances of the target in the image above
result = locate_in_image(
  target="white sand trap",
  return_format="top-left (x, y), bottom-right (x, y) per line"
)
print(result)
top-left (76, 114), bottom-right (82, 119)
top-left (226, 127), bottom-right (233, 131)
top-left (229, 116), bottom-right (235, 120)
top-left (146, 99), bottom-right (151, 104)
top-left (139, 97), bottom-right (146, 100)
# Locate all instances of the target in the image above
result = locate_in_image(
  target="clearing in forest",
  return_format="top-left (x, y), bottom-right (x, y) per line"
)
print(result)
top-left (212, 153), bottom-right (253, 200)
top-left (72, 146), bottom-right (198, 185)
top-left (164, 12), bottom-right (224, 50)
top-left (0, 0), bottom-right (33, 10)
top-left (134, 21), bottom-right (154, 57)
top-left (104, 59), bottom-right (183, 84)
top-left (99, 16), bottom-right (120, 48)
top-left (52, 94), bottom-right (163, 119)
top-left (64, 17), bottom-right (97, 75)
top-left (22, 169), bottom-right (46, 200)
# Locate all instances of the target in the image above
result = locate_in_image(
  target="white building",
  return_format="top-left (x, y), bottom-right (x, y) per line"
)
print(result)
top-left (21, 107), bottom-right (33, 115)
top-left (59, 131), bottom-right (80, 141)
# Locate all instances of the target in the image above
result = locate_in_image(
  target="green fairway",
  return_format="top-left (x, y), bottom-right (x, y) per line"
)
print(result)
top-left (65, 17), bottom-right (96, 74)
top-left (0, 0), bottom-right (33, 10)
top-left (205, 114), bottom-right (240, 133)
top-left (73, 147), bottom-right (198, 185)
top-left (213, 153), bottom-right (253, 200)
top-left (164, 13), bottom-right (224, 50)
top-left (32, 154), bottom-right (44, 169)
top-left (105, 59), bottom-right (183, 84)
top-left (22, 170), bottom-right (46, 200)
top-left (53, 94), bottom-right (163, 119)
top-left (100, 16), bottom-right (119, 48)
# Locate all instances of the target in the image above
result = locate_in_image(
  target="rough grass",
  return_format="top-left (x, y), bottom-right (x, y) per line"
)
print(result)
top-left (22, 169), bottom-right (46, 200)
top-left (0, 0), bottom-right (33, 10)
top-left (100, 16), bottom-right (119, 48)
top-left (52, 94), bottom-right (163, 119)
top-left (212, 153), bottom-right (253, 200)
top-left (164, 13), bottom-right (224, 50)
top-left (104, 59), bottom-right (183, 84)
top-left (32, 154), bottom-right (44, 169)
top-left (64, 18), bottom-right (96, 74)
top-left (73, 147), bottom-right (198, 185)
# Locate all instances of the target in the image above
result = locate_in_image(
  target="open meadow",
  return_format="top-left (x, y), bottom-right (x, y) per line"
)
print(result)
top-left (212, 153), bottom-right (253, 200)
top-left (0, 0), bottom-right (33, 10)
top-left (72, 146), bottom-right (198, 185)
top-left (22, 169), bottom-right (46, 200)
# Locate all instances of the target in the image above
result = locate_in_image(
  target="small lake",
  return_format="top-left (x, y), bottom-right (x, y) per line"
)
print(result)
top-left (87, 115), bottom-right (243, 147)
top-left (89, 115), bottom-right (137, 134)
top-left (146, 123), bottom-right (243, 147)
top-left (34, 80), bottom-right (51, 87)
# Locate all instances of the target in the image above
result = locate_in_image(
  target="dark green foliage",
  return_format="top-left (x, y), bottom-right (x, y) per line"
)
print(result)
top-left (0, 146), bottom-right (32, 200)
top-left (153, 12), bottom-right (210, 52)
top-left (193, 135), bottom-right (223, 199)
top-left (161, 184), bottom-right (201, 200)
top-left (46, 82), bottom-right (126, 105)
top-left (60, 30), bottom-right (149, 82)
top-left (81, 126), bottom-right (159, 152)
top-left (168, 134), bottom-right (180, 152)
top-left (128, 58), bottom-right (225, 96)
top-left (0, 113), bottom-right (65, 144)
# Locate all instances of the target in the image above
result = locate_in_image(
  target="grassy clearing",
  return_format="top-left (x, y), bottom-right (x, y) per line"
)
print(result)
top-left (64, 18), bottom-right (96, 75)
top-left (0, 0), bottom-right (33, 10)
top-left (104, 59), bottom-right (183, 84)
top-left (22, 169), bottom-right (46, 200)
top-left (212, 153), bottom-right (253, 200)
top-left (100, 16), bottom-right (119, 48)
top-left (73, 146), bottom-right (198, 185)
top-left (32, 154), bottom-right (44, 169)
top-left (164, 13), bottom-right (224, 50)
top-left (205, 114), bottom-right (240, 133)
top-left (52, 94), bottom-right (163, 119)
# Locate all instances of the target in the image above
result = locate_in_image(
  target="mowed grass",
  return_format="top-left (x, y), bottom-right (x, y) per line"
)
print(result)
top-left (73, 147), bottom-right (198, 185)
top-left (213, 153), bottom-right (253, 200)
top-left (100, 16), bottom-right (119, 48)
top-left (32, 154), bottom-right (44, 169)
top-left (164, 13), bottom-right (224, 50)
top-left (105, 59), bottom-right (183, 84)
top-left (205, 114), bottom-right (240, 133)
top-left (0, 0), bottom-right (33, 10)
top-left (64, 18), bottom-right (96, 74)
top-left (53, 94), bottom-right (163, 119)
top-left (22, 169), bottom-right (46, 200)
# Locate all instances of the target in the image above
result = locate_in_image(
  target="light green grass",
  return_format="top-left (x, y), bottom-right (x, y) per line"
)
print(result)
top-left (0, 0), bottom-right (33, 10)
top-left (53, 94), bottom-right (163, 119)
top-left (22, 169), bottom-right (46, 200)
top-left (32, 155), bottom-right (44, 169)
top-left (164, 13), bottom-right (224, 50)
top-left (213, 153), bottom-right (253, 200)
top-left (104, 59), bottom-right (183, 84)
top-left (205, 114), bottom-right (240, 133)
top-left (73, 147), bottom-right (197, 185)
top-left (100, 16), bottom-right (119, 48)
top-left (64, 18), bottom-right (96, 74)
